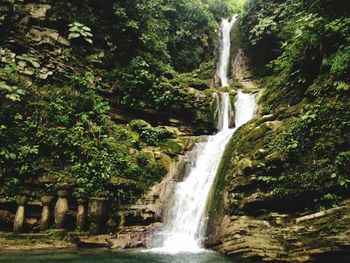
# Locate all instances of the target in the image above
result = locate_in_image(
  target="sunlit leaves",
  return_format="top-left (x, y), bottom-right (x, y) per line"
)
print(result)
top-left (0, 81), bottom-right (24, 102)
top-left (250, 16), bottom-right (277, 45)
top-left (68, 22), bottom-right (93, 44)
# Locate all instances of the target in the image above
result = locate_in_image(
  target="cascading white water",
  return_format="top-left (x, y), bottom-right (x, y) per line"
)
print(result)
top-left (217, 16), bottom-right (238, 87)
top-left (150, 16), bottom-right (256, 254)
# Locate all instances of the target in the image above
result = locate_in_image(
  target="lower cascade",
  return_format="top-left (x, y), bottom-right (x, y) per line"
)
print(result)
top-left (150, 17), bottom-right (257, 253)
top-left (150, 92), bottom-right (256, 253)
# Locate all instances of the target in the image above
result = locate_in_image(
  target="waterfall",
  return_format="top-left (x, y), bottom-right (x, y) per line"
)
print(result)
top-left (217, 16), bottom-right (237, 87)
top-left (149, 17), bottom-right (256, 254)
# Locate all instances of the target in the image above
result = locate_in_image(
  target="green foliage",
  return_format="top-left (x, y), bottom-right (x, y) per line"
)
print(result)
top-left (221, 0), bottom-right (350, 211)
top-left (0, 81), bottom-right (24, 102)
top-left (243, 0), bottom-right (350, 113)
top-left (162, 0), bottom-right (218, 71)
top-left (0, 0), bottom-right (236, 204)
top-left (328, 46), bottom-right (350, 77)
top-left (140, 128), bottom-right (173, 146)
top-left (68, 22), bottom-right (93, 44)
top-left (204, 0), bottom-right (247, 20)
top-left (130, 119), bottom-right (173, 146)
top-left (335, 152), bottom-right (350, 173)
top-left (160, 140), bottom-right (183, 156)
top-left (314, 193), bottom-right (342, 211)
top-left (0, 65), bottom-right (168, 203)
top-left (130, 119), bottom-right (152, 133)
top-left (45, 0), bottom-right (231, 131)
top-left (16, 54), bottom-right (40, 69)
top-left (258, 96), bottom-right (350, 199)
top-left (249, 16), bottom-right (277, 46)
top-left (176, 73), bottom-right (209, 91)
top-left (117, 57), bottom-right (214, 128)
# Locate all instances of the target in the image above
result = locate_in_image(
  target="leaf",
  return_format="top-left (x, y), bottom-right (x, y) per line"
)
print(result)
top-left (30, 61), bottom-right (40, 68)
top-left (73, 22), bottom-right (83, 27)
top-left (70, 26), bottom-right (80, 32)
top-left (17, 60), bottom-right (27, 67)
top-left (16, 89), bottom-right (25, 95)
top-left (0, 81), bottom-right (13, 92)
top-left (14, 113), bottom-right (23, 120)
top-left (68, 33), bottom-right (80, 39)
top-left (5, 94), bottom-right (20, 101)
top-left (82, 26), bottom-right (91, 32)
top-left (9, 153), bottom-right (16, 160)
top-left (16, 54), bottom-right (27, 60)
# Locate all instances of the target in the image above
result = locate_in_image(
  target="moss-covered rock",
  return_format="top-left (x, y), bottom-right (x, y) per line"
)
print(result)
top-left (160, 139), bottom-right (183, 157)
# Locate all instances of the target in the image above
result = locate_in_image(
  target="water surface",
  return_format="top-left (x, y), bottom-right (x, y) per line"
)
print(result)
top-left (0, 250), bottom-right (243, 263)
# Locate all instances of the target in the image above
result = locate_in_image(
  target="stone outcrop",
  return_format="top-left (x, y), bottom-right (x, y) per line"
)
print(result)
top-left (209, 200), bottom-right (350, 262)
top-left (206, 100), bottom-right (350, 261)
top-left (99, 146), bottom-right (202, 249)
top-left (24, 4), bottom-right (51, 20)
top-left (88, 197), bottom-right (108, 234)
top-left (0, 232), bottom-right (77, 250)
top-left (107, 224), bottom-right (161, 249)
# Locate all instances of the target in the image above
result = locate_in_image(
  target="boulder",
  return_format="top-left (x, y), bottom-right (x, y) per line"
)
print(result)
top-left (29, 27), bottom-right (70, 47)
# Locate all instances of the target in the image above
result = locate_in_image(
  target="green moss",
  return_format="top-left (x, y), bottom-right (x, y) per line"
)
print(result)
top-left (160, 139), bottom-right (183, 157)
top-left (176, 73), bottom-right (210, 91)
top-left (195, 60), bottom-right (216, 80)
top-left (229, 81), bottom-right (244, 90)
top-left (206, 133), bottom-right (236, 224)
top-left (130, 119), bottom-right (152, 133)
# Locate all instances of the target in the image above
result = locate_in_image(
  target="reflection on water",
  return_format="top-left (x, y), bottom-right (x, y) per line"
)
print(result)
top-left (0, 250), bottom-right (242, 263)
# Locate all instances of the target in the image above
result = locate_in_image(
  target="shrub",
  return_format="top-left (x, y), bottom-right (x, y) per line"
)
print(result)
top-left (68, 22), bottom-right (93, 44)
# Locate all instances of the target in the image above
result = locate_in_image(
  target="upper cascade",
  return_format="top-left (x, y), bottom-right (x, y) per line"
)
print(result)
top-left (217, 16), bottom-right (238, 87)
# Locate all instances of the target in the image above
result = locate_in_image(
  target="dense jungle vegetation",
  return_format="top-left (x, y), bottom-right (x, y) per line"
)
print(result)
top-left (237, 0), bottom-right (350, 209)
top-left (0, 0), bottom-right (245, 204)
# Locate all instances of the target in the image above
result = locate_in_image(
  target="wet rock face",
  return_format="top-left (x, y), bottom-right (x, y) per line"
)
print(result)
top-left (88, 197), bottom-right (108, 234)
top-left (0, 1), bottom-right (70, 88)
top-left (209, 201), bottom-right (350, 262)
top-left (107, 226), bottom-right (151, 249)
top-left (207, 108), bottom-right (350, 262)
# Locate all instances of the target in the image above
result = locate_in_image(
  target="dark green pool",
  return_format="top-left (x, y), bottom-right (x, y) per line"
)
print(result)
top-left (0, 250), bottom-right (243, 263)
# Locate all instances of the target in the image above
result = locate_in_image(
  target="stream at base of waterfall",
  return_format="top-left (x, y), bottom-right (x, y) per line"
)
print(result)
top-left (149, 16), bottom-right (257, 254)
